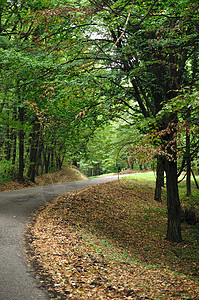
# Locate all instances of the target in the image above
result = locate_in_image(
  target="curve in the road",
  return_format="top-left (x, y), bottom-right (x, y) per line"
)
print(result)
top-left (0, 175), bottom-right (122, 300)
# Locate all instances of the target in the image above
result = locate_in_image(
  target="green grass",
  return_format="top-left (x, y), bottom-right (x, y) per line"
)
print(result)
top-left (121, 171), bottom-right (157, 183)
top-left (123, 170), bottom-right (199, 186)
top-left (124, 170), bottom-right (199, 214)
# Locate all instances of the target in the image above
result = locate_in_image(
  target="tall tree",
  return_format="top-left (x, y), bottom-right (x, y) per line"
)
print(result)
top-left (0, 0), bottom-right (198, 243)
top-left (68, 0), bottom-right (199, 242)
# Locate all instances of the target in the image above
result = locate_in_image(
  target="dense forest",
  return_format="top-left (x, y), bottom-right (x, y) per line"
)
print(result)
top-left (0, 0), bottom-right (198, 242)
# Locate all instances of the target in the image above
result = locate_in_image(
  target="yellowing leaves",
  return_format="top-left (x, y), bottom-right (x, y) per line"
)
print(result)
top-left (56, 17), bottom-right (64, 22)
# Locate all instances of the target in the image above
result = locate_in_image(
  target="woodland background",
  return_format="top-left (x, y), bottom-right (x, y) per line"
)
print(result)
top-left (0, 0), bottom-right (199, 243)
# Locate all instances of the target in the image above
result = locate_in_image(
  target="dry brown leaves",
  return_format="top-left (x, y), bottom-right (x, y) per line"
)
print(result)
top-left (0, 167), bottom-right (87, 192)
top-left (26, 181), bottom-right (199, 299)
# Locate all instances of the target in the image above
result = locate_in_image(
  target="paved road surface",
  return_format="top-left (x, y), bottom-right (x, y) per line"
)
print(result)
top-left (0, 175), bottom-right (122, 300)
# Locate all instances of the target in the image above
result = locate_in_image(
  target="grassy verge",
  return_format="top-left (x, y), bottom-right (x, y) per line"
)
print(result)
top-left (121, 172), bottom-right (199, 274)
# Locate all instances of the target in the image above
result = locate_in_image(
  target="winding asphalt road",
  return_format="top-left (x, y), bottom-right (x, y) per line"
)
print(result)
top-left (0, 175), bottom-right (121, 300)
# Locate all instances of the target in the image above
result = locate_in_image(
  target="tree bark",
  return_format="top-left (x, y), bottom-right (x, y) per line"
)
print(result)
top-left (36, 136), bottom-right (43, 175)
top-left (165, 158), bottom-right (182, 242)
top-left (154, 156), bottom-right (164, 202)
top-left (12, 131), bottom-right (17, 165)
top-left (56, 152), bottom-right (62, 170)
top-left (18, 105), bottom-right (24, 181)
top-left (12, 106), bottom-right (17, 166)
top-left (186, 110), bottom-right (191, 196)
top-left (27, 122), bottom-right (39, 182)
top-left (160, 113), bottom-right (182, 243)
top-left (44, 148), bottom-right (50, 173)
top-left (191, 169), bottom-right (199, 189)
top-left (5, 126), bottom-right (11, 161)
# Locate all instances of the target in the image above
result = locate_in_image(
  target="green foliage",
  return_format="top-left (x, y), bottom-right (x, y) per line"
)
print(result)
top-left (0, 159), bottom-right (17, 183)
top-left (0, 36), bottom-right (12, 49)
top-left (0, 0), bottom-right (198, 204)
top-left (79, 121), bottom-right (147, 175)
top-left (122, 172), bottom-right (157, 183)
top-left (157, 89), bottom-right (199, 121)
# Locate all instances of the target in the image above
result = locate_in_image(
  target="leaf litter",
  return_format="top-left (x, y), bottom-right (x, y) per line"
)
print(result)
top-left (26, 180), bottom-right (199, 299)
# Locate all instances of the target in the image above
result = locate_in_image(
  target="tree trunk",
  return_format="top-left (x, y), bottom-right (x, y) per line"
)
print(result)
top-left (61, 152), bottom-right (65, 168)
top-left (18, 106), bottom-right (25, 182)
top-left (97, 162), bottom-right (101, 175)
top-left (186, 113), bottom-right (191, 196)
top-left (165, 158), bottom-right (182, 242)
top-left (36, 136), bottom-right (43, 175)
top-left (56, 152), bottom-right (62, 170)
top-left (5, 126), bottom-right (11, 161)
top-left (12, 131), bottom-right (17, 165)
top-left (191, 169), bottom-right (199, 189)
top-left (27, 122), bottom-right (39, 182)
top-left (44, 149), bottom-right (50, 173)
top-left (162, 113), bottom-right (182, 243)
top-left (50, 151), bottom-right (55, 169)
top-left (12, 106), bottom-right (17, 166)
top-left (154, 156), bottom-right (164, 202)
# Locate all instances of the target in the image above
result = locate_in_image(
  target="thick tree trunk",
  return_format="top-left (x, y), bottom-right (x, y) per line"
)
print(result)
top-left (165, 158), bottom-right (182, 242)
top-left (161, 113), bottom-right (182, 243)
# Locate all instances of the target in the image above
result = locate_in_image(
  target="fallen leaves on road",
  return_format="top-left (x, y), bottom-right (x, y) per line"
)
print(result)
top-left (26, 180), bottom-right (199, 299)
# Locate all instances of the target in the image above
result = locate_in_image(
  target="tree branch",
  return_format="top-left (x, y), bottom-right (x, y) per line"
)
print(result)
top-left (111, 1), bottom-right (135, 51)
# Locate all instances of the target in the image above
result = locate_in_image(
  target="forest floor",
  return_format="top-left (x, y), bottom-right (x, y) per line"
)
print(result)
top-left (25, 175), bottom-right (199, 299)
top-left (0, 166), bottom-right (87, 192)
